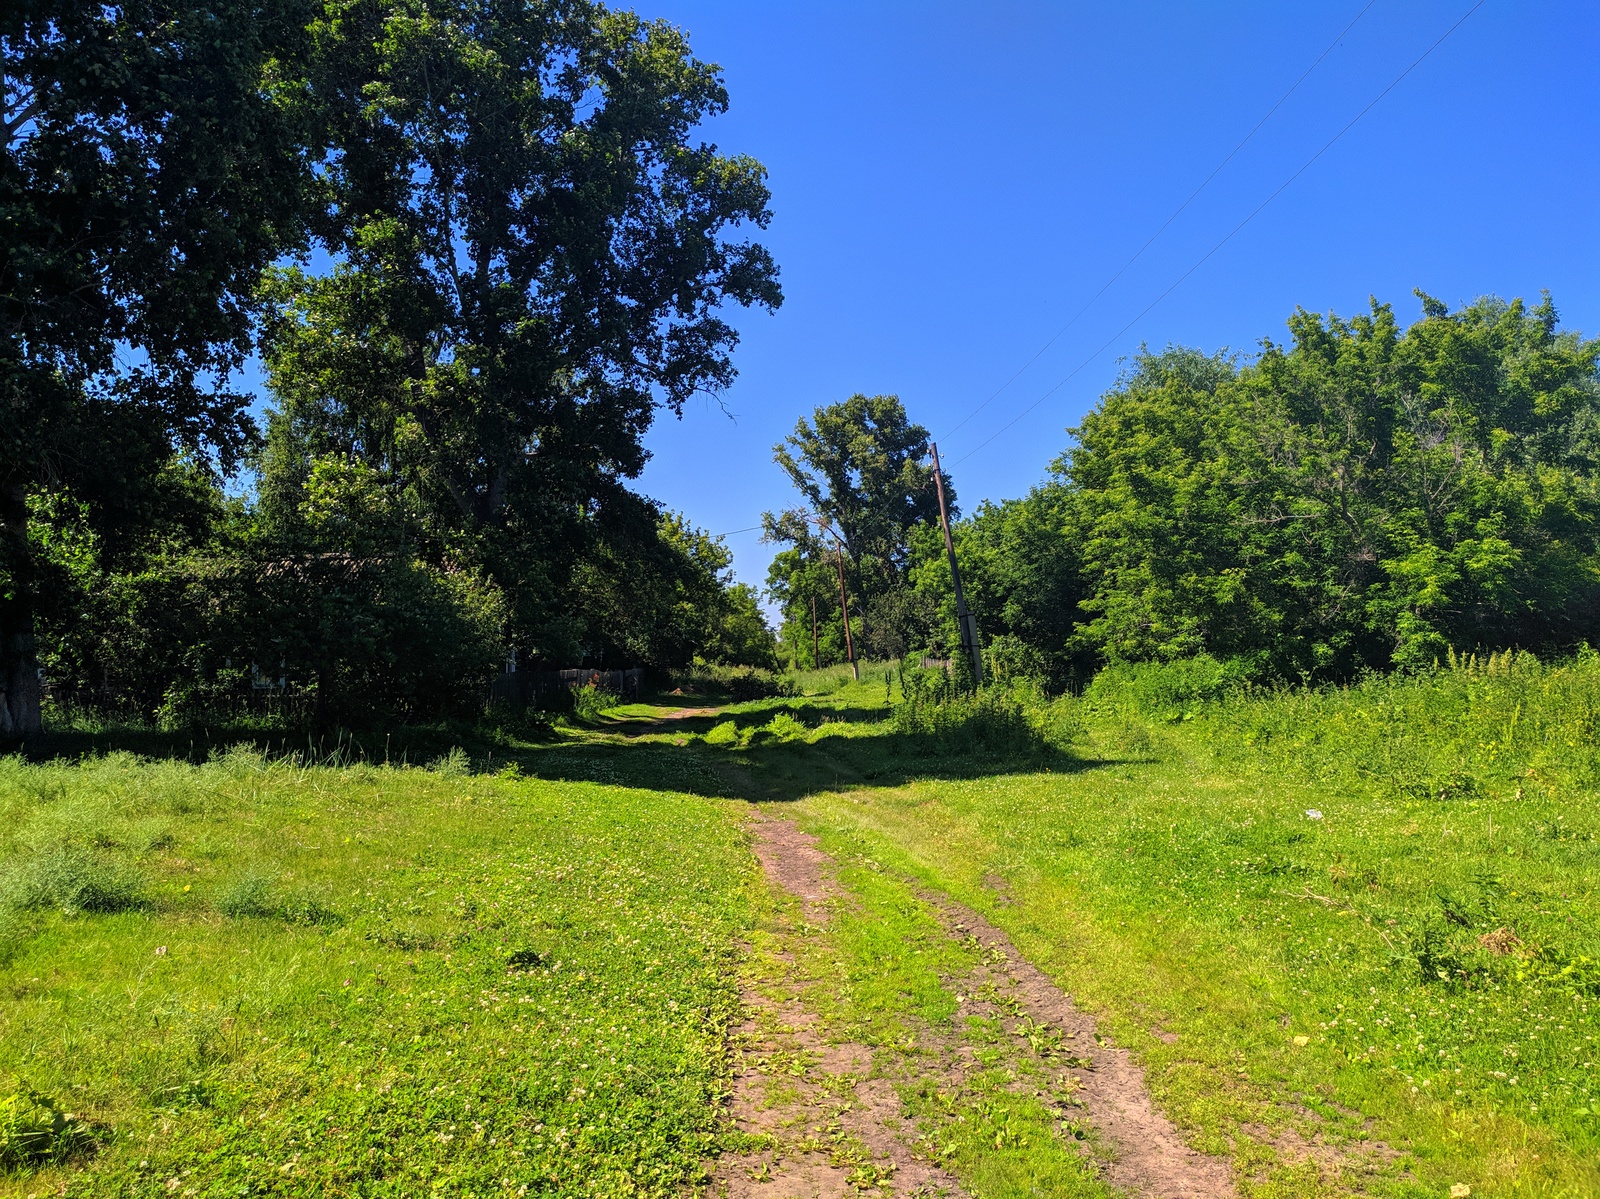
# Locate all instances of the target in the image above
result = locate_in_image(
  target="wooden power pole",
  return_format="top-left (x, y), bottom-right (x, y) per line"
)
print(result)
top-left (929, 442), bottom-right (983, 685)
top-left (833, 545), bottom-right (858, 680)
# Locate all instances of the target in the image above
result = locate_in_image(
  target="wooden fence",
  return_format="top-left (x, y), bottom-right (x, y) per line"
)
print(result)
top-left (488, 667), bottom-right (645, 708)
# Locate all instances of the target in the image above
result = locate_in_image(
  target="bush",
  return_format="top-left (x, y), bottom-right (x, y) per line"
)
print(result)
top-left (570, 684), bottom-right (619, 721)
top-left (1, 847), bottom-right (145, 916)
top-left (1082, 654), bottom-right (1252, 718)
top-left (894, 671), bottom-right (1041, 754)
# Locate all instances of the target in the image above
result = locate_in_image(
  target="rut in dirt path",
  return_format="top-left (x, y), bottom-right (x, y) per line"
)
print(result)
top-left (736, 808), bottom-right (1238, 1199)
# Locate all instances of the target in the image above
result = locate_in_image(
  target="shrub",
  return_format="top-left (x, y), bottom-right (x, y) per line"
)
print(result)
top-left (893, 677), bottom-right (1042, 754)
top-left (1082, 654), bottom-right (1252, 718)
top-left (570, 684), bottom-right (619, 721)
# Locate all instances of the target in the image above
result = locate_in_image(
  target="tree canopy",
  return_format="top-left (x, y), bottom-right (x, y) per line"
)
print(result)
top-left (763, 394), bottom-right (947, 665)
top-left (8, 0), bottom-right (780, 731)
top-left (2, 0), bottom-right (316, 732)
top-left (920, 293), bottom-right (1600, 686)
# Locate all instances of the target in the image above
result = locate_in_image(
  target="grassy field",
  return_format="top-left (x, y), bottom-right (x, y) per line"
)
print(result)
top-left (0, 748), bottom-right (756, 1196)
top-left (1, 654), bottom-right (1597, 1196)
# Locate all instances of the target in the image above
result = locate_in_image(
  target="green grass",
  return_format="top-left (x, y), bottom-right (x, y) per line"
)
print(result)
top-left (782, 655), bottom-right (1600, 1197)
top-left (3, 654), bottom-right (1597, 1196)
top-left (0, 749), bottom-right (755, 1196)
top-left (742, 844), bottom-right (1118, 1196)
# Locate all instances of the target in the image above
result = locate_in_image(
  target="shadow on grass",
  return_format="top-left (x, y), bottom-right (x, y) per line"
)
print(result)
top-left (501, 728), bottom-right (1116, 803)
top-left (602, 703), bottom-right (892, 738)
top-left (7, 715), bottom-right (1117, 805)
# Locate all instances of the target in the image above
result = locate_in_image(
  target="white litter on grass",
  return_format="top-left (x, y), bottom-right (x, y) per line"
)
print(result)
top-left (1305, 809), bottom-right (1324, 820)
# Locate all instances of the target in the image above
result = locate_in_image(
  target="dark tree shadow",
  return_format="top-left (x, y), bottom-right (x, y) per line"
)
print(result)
top-left (8, 712), bottom-right (1122, 805)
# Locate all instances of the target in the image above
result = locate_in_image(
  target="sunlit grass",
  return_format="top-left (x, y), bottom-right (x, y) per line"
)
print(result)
top-left (0, 749), bottom-right (755, 1196)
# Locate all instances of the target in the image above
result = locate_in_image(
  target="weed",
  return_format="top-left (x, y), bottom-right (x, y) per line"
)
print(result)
top-left (0, 1086), bottom-right (96, 1171)
top-left (570, 683), bottom-right (619, 722)
top-left (216, 873), bottom-right (341, 926)
top-left (427, 745), bottom-right (471, 776)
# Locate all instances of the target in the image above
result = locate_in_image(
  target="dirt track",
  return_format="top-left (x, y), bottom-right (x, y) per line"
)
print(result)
top-left (719, 808), bottom-right (1237, 1199)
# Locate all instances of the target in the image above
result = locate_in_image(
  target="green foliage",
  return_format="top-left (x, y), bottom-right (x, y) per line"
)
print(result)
top-left (892, 671), bottom-right (1042, 754)
top-left (1081, 653), bottom-right (1253, 719)
top-left (258, 0), bottom-right (780, 672)
top-left (916, 295), bottom-right (1600, 691)
top-left (913, 489), bottom-right (1089, 690)
top-left (765, 395), bottom-right (945, 667)
top-left (1, 0), bottom-right (316, 734)
top-left (570, 683), bottom-right (620, 722)
top-left (1063, 297), bottom-right (1600, 677)
top-left (0, 1086), bottom-right (97, 1171)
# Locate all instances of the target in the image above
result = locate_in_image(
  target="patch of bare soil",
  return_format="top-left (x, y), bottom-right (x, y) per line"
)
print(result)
top-left (727, 809), bottom-right (1239, 1199)
top-left (716, 990), bottom-right (966, 1198)
top-left (923, 899), bottom-right (1235, 1199)
top-left (712, 811), bottom-right (966, 1197)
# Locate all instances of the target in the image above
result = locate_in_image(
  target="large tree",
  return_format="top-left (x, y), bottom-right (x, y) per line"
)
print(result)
top-left (763, 393), bottom-right (946, 659)
top-left (1, 0), bottom-right (314, 734)
top-left (260, 0), bottom-right (781, 664)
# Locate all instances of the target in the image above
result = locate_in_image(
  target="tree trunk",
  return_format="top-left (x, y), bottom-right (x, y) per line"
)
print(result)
top-left (0, 481), bottom-right (42, 737)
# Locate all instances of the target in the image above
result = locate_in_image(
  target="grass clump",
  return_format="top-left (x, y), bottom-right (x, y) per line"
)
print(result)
top-left (216, 873), bottom-right (341, 926)
top-left (0, 847), bottom-right (144, 916)
top-left (761, 711), bottom-right (808, 741)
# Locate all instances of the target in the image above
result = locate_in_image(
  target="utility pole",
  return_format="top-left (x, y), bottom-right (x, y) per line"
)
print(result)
top-left (929, 442), bottom-right (983, 685)
top-left (810, 594), bottom-right (820, 668)
top-left (833, 546), bottom-right (859, 680)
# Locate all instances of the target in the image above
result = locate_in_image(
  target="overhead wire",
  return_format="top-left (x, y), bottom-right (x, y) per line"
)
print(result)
top-left (950, 0), bottom-right (1489, 468)
top-left (937, 0), bottom-right (1381, 443)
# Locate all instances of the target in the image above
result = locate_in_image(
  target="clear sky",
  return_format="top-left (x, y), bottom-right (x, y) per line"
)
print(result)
top-left (630, 0), bottom-right (1599, 599)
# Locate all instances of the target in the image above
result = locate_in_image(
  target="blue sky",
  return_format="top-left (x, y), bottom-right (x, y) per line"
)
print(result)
top-left (630, 0), bottom-right (1599, 598)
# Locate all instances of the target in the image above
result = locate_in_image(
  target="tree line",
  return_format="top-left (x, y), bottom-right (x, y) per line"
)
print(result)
top-left (2, 0), bottom-right (780, 734)
top-left (765, 294), bottom-right (1600, 689)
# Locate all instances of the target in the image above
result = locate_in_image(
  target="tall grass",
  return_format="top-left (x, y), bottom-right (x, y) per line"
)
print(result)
top-left (1190, 650), bottom-right (1600, 800)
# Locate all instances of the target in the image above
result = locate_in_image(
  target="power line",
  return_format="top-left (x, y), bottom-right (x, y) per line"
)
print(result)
top-left (938, 0), bottom-right (1381, 444)
top-left (951, 0), bottom-right (1488, 469)
top-left (713, 524), bottom-right (765, 537)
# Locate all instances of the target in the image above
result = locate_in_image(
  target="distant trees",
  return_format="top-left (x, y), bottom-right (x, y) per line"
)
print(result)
top-left (763, 395), bottom-right (946, 666)
top-left (924, 293), bottom-right (1600, 686)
